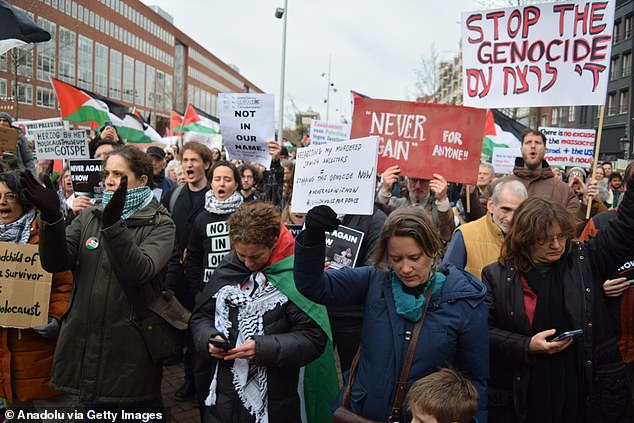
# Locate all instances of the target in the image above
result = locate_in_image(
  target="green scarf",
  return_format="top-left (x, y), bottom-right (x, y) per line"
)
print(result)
top-left (391, 272), bottom-right (446, 322)
top-left (265, 255), bottom-right (340, 423)
top-left (102, 186), bottom-right (154, 220)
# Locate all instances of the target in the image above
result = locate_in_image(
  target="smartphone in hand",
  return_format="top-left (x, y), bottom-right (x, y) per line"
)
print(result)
top-left (209, 336), bottom-right (231, 351)
top-left (550, 329), bottom-right (583, 342)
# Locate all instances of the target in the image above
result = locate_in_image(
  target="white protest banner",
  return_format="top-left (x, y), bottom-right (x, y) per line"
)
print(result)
top-left (0, 242), bottom-right (52, 328)
top-left (309, 120), bottom-right (351, 145)
top-left (462, 0), bottom-right (615, 108)
top-left (492, 148), bottom-right (521, 175)
top-left (34, 129), bottom-right (89, 160)
top-left (539, 126), bottom-right (595, 167)
top-left (183, 132), bottom-right (223, 151)
top-left (291, 136), bottom-right (379, 215)
top-left (16, 118), bottom-right (68, 137)
top-left (219, 93), bottom-right (275, 168)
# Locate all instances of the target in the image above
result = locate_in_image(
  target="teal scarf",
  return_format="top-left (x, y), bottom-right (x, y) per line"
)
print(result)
top-left (391, 272), bottom-right (446, 322)
top-left (102, 186), bottom-right (154, 220)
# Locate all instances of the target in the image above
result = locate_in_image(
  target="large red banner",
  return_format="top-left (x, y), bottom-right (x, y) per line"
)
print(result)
top-left (350, 98), bottom-right (486, 184)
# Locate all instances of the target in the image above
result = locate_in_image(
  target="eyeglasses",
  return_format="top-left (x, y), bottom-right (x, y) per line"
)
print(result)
top-left (537, 234), bottom-right (567, 246)
top-left (0, 192), bottom-right (18, 202)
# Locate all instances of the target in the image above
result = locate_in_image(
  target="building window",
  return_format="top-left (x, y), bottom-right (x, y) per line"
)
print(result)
top-left (568, 106), bottom-right (575, 123)
top-left (608, 92), bottom-right (617, 116)
top-left (12, 83), bottom-right (32, 104)
top-left (620, 90), bottom-right (629, 114)
top-left (0, 53), bottom-right (6, 72)
top-left (109, 49), bottom-right (121, 99)
top-left (77, 35), bottom-right (93, 91)
top-left (623, 53), bottom-right (632, 78)
top-left (36, 87), bottom-right (56, 108)
top-left (551, 108), bottom-right (559, 125)
top-left (0, 78), bottom-right (6, 97)
top-left (15, 46), bottom-right (34, 78)
top-left (58, 26), bottom-right (76, 84)
top-left (37, 17), bottom-right (56, 81)
top-left (614, 20), bottom-right (622, 44)
top-left (626, 15), bottom-right (633, 40)
top-left (122, 55), bottom-right (134, 103)
top-left (155, 70), bottom-right (165, 112)
top-left (611, 56), bottom-right (620, 80)
top-left (135, 60), bottom-right (145, 106)
top-left (94, 42), bottom-right (108, 95)
top-left (165, 74), bottom-right (172, 112)
top-left (146, 64), bottom-right (155, 109)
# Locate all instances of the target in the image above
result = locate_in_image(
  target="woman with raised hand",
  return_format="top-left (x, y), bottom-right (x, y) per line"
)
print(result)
top-left (294, 205), bottom-right (489, 423)
top-left (19, 145), bottom-right (175, 413)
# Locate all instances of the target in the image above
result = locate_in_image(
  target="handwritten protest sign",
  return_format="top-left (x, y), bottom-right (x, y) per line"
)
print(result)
top-left (16, 118), bottom-right (68, 137)
top-left (35, 129), bottom-right (89, 160)
top-left (539, 126), bottom-right (595, 167)
top-left (69, 159), bottom-right (104, 202)
top-left (350, 98), bottom-right (485, 184)
top-left (219, 93), bottom-right (275, 168)
top-left (492, 148), bottom-right (521, 175)
top-left (0, 126), bottom-right (18, 152)
top-left (292, 136), bottom-right (379, 215)
top-left (0, 242), bottom-right (52, 328)
top-left (309, 120), bottom-right (351, 145)
top-left (325, 225), bottom-right (365, 269)
top-left (462, 0), bottom-right (615, 108)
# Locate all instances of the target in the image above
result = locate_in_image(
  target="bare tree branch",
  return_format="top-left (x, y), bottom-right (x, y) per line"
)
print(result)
top-left (413, 43), bottom-right (440, 100)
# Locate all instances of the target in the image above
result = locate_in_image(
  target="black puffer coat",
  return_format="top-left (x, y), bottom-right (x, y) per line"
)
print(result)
top-left (190, 252), bottom-right (327, 423)
top-left (482, 182), bottom-right (634, 423)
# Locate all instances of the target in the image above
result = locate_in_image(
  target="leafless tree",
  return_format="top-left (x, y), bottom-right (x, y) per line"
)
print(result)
top-left (413, 44), bottom-right (441, 100)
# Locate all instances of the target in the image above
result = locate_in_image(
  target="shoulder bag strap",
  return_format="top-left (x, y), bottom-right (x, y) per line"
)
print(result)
top-left (341, 346), bottom-right (362, 408)
top-left (389, 278), bottom-right (435, 422)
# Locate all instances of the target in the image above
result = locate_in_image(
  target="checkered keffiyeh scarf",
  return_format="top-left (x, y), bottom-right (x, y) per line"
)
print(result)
top-left (205, 272), bottom-right (288, 422)
top-left (102, 186), bottom-right (154, 220)
top-left (0, 208), bottom-right (35, 244)
top-left (204, 190), bottom-right (243, 215)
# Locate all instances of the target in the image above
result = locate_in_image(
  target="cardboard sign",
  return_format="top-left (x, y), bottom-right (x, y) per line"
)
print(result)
top-left (35, 129), bottom-right (89, 160)
top-left (17, 118), bottom-right (68, 136)
top-left (219, 93), bottom-right (275, 168)
top-left (462, 0), bottom-right (615, 108)
top-left (539, 126), bottom-right (595, 167)
top-left (350, 98), bottom-right (486, 184)
top-left (309, 120), bottom-right (351, 145)
top-left (69, 159), bottom-right (104, 201)
top-left (492, 148), bottom-right (521, 175)
top-left (0, 126), bottom-right (18, 152)
top-left (325, 225), bottom-right (365, 269)
top-left (0, 242), bottom-right (52, 328)
top-left (292, 136), bottom-right (379, 215)
top-left (183, 132), bottom-right (223, 151)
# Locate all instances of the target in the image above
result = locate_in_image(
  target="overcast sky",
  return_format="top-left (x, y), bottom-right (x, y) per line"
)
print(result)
top-left (142, 1), bottom-right (482, 126)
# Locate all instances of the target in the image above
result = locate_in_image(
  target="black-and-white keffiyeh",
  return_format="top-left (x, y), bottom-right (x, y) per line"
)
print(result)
top-left (0, 208), bottom-right (36, 244)
top-left (204, 190), bottom-right (243, 215)
top-left (205, 272), bottom-right (289, 423)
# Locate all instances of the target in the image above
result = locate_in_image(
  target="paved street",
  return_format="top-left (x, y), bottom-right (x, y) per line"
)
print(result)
top-left (161, 364), bottom-right (199, 423)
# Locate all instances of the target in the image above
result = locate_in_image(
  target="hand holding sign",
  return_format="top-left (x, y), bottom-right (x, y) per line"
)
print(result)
top-left (268, 140), bottom-right (281, 162)
top-left (380, 165), bottom-right (401, 196)
top-left (430, 174), bottom-right (448, 202)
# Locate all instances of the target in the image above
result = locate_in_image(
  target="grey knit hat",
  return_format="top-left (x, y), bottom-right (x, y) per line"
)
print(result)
top-left (0, 112), bottom-right (13, 125)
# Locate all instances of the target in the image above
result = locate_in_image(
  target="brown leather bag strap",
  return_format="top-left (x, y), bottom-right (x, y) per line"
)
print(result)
top-left (388, 278), bottom-right (435, 423)
top-left (342, 346), bottom-right (362, 408)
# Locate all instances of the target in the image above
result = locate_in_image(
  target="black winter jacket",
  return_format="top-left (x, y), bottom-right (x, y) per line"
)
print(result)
top-left (482, 182), bottom-right (634, 423)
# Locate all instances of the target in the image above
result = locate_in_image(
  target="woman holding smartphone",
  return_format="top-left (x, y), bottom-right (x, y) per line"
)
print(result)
top-left (482, 191), bottom-right (634, 423)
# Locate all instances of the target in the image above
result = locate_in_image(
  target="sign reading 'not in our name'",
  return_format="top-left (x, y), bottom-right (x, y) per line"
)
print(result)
top-left (292, 136), bottom-right (379, 216)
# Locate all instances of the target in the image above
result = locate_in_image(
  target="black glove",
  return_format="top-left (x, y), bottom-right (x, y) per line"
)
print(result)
top-left (304, 205), bottom-right (340, 246)
top-left (32, 317), bottom-right (60, 339)
top-left (102, 176), bottom-right (127, 228)
top-left (20, 171), bottom-right (62, 223)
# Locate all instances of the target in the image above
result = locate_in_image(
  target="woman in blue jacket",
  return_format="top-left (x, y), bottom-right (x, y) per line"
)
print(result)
top-left (294, 205), bottom-right (489, 423)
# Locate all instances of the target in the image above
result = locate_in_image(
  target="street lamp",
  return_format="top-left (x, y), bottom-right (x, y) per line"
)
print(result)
top-left (275, 1), bottom-right (288, 144)
top-left (619, 136), bottom-right (631, 160)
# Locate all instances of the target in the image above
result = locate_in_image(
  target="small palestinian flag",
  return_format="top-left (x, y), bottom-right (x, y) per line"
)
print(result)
top-left (50, 77), bottom-right (110, 126)
top-left (482, 109), bottom-right (526, 161)
top-left (180, 104), bottom-right (220, 134)
top-left (171, 110), bottom-right (184, 134)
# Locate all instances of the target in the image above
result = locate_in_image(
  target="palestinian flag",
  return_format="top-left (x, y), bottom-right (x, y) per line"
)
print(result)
top-left (482, 109), bottom-right (526, 161)
top-left (171, 110), bottom-right (184, 135)
top-left (0, 0), bottom-right (50, 55)
top-left (50, 77), bottom-right (110, 126)
top-left (181, 104), bottom-right (220, 134)
top-left (112, 113), bottom-right (162, 144)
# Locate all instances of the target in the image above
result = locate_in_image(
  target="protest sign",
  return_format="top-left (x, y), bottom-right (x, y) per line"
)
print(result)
top-left (69, 159), bottom-right (104, 201)
top-left (350, 98), bottom-right (485, 184)
top-left (462, 0), bottom-right (615, 108)
top-left (492, 148), bottom-right (521, 175)
top-left (309, 120), bottom-right (351, 145)
top-left (285, 224), bottom-right (303, 238)
top-left (16, 118), bottom-right (68, 136)
top-left (325, 225), bottom-right (365, 270)
top-left (183, 132), bottom-right (223, 151)
top-left (35, 129), bottom-right (89, 160)
top-left (0, 126), bottom-right (18, 152)
top-left (292, 136), bottom-right (379, 215)
top-left (539, 126), bottom-right (595, 167)
top-left (0, 242), bottom-right (52, 328)
top-left (219, 93), bottom-right (275, 168)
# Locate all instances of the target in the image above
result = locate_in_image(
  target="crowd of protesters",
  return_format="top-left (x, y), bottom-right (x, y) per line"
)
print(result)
top-left (0, 115), bottom-right (633, 423)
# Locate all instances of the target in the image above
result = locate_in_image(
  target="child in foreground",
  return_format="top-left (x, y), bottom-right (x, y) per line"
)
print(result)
top-left (406, 368), bottom-right (479, 423)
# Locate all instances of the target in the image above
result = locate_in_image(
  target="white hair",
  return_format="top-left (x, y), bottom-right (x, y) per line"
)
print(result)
top-left (492, 180), bottom-right (528, 204)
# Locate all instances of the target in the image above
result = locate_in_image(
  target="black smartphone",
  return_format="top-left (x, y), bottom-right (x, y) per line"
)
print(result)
top-left (551, 329), bottom-right (583, 342)
top-left (208, 336), bottom-right (231, 350)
